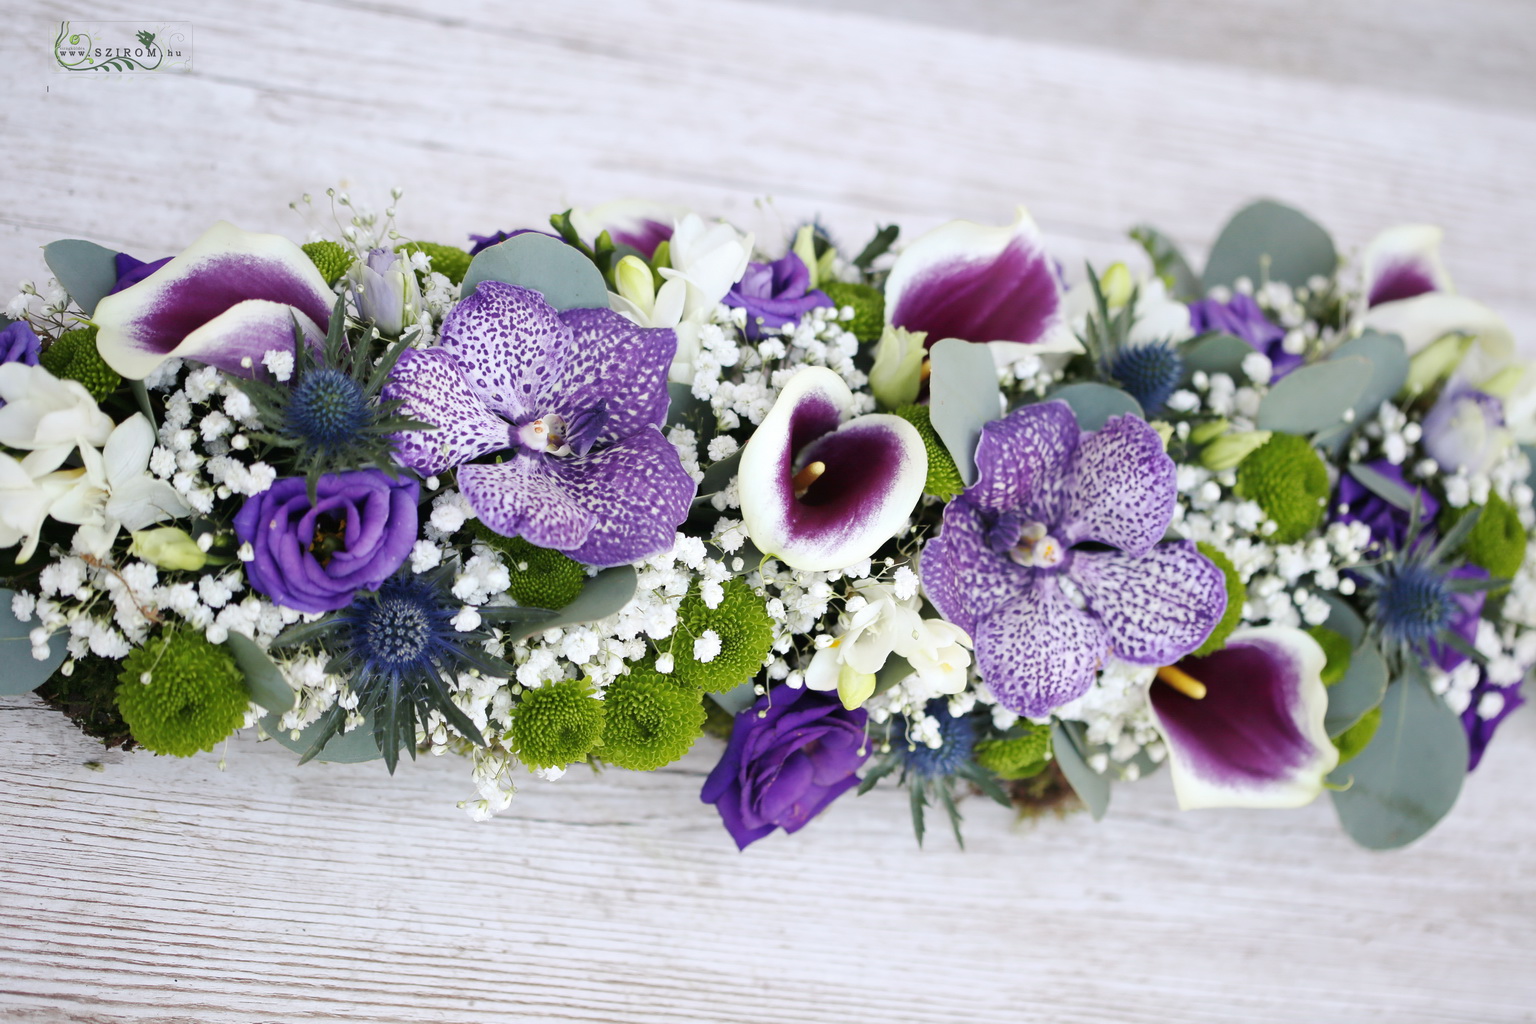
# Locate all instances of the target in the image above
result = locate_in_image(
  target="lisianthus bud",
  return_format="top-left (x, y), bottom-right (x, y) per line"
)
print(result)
top-left (348, 248), bottom-right (421, 337)
top-left (1403, 332), bottom-right (1474, 398)
top-left (869, 325), bottom-right (927, 409)
top-left (130, 526), bottom-right (208, 571)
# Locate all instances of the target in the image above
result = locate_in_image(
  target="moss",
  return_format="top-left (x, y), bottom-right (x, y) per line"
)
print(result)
top-left (1234, 432), bottom-right (1329, 543)
top-left (472, 524), bottom-right (585, 609)
top-left (974, 722), bottom-right (1052, 780)
top-left (893, 404), bottom-right (964, 499)
top-left (509, 679), bottom-right (605, 770)
top-left (1441, 493), bottom-right (1527, 587)
top-left (598, 662), bottom-right (706, 770)
top-left (301, 241), bottom-right (354, 286)
top-left (36, 655), bottom-right (136, 750)
top-left (667, 579), bottom-right (774, 692)
top-left (1307, 625), bottom-right (1353, 686)
top-left (397, 241), bottom-right (472, 286)
top-left (40, 327), bottom-right (120, 402)
top-left (819, 280), bottom-right (885, 344)
top-left (115, 630), bottom-right (250, 757)
top-left (1192, 543), bottom-right (1246, 657)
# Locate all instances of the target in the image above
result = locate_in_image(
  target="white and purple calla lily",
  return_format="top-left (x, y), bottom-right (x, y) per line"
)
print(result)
top-left (884, 206), bottom-right (1077, 367)
top-left (739, 367), bottom-right (927, 572)
top-left (1362, 224), bottom-right (1454, 308)
top-left (93, 221), bottom-right (334, 381)
top-left (1148, 627), bottom-right (1339, 810)
top-left (569, 200), bottom-right (684, 259)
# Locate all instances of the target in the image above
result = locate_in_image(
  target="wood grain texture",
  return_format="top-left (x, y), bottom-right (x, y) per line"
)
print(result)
top-left (1, 1), bottom-right (1535, 1021)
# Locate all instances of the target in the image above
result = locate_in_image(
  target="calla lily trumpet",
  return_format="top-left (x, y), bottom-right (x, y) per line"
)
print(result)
top-left (93, 221), bottom-right (334, 381)
top-left (1362, 224), bottom-right (1454, 308)
top-left (739, 367), bottom-right (927, 572)
top-left (1148, 626), bottom-right (1339, 810)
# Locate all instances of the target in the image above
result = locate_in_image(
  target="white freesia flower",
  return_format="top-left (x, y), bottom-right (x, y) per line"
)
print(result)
top-left (0, 362), bottom-right (114, 474)
top-left (0, 453), bottom-right (93, 562)
top-left (63, 413), bottom-right (191, 558)
top-left (657, 214), bottom-right (754, 320)
top-left (804, 584), bottom-right (972, 708)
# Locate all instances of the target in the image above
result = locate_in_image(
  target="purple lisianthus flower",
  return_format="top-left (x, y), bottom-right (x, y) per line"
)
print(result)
top-left (0, 321), bottom-right (41, 367)
top-left (723, 252), bottom-right (832, 340)
top-left (1463, 672), bottom-right (1526, 771)
top-left (385, 282), bottom-right (695, 566)
top-left (1332, 460), bottom-right (1438, 554)
top-left (234, 469), bottom-right (419, 614)
top-left (921, 401), bottom-right (1227, 716)
top-left (1188, 293), bottom-right (1301, 378)
top-left (1422, 383), bottom-right (1511, 475)
top-left (701, 686), bottom-right (869, 849)
top-left (109, 252), bottom-right (171, 295)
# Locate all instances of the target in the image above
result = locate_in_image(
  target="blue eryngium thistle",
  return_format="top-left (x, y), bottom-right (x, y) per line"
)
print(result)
top-left (1108, 340), bottom-right (1185, 413)
top-left (269, 564), bottom-right (527, 773)
top-left (230, 295), bottom-right (432, 501)
top-left (1375, 564), bottom-right (1455, 648)
top-left (903, 699), bottom-right (977, 778)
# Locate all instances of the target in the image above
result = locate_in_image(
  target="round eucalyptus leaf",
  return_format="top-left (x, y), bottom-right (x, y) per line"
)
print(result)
top-left (1047, 382), bottom-right (1143, 432)
top-left (499, 564), bottom-right (639, 644)
top-left (1317, 592), bottom-right (1366, 648)
top-left (1181, 333), bottom-right (1255, 378)
top-left (223, 632), bottom-right (296, 714)
top-left (459, 232), bottom-right (609, 309)
top-left (0, 588), bottom-right (68, 696)
top-left (1256, 356), bottom-right (1371, 435)
top-left (43, 238), bottom-right (122, 316)
top-left (928, 337), bottom-right (1002, 485)
top-left (1050, 719), bottom-right (1111, 821)
top-left (1201, 199), bottom-right (1338, 292)
top-left (262, 711), bottom-right (383, 764)
top-left (1330, 669), bottom-right (1469, 850)
top-left (1324, 643), bottom-right (1388, 738)
top-left (1329, 330), bottom-right (1409, 425)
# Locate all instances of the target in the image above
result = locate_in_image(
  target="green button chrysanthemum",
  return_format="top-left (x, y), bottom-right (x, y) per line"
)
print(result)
top-left (974, 722), bottom-right (1052, 780)
top-left (397, 241), bottom-right (472, 286)
top-left (40, 327), bottom-right (121, 402)
top-left (510, 679), bottom-right (606, 770)
top-left (894, 404), bottom-right (964, 499)
top-left (666, 579), bottom-right (773, 692)
top-left (1234, 432), bottom-right (1329, 543)
top-left (819, 280), bottom-right (885, 344)
top-left (472, 525), bottom-right (586, 610)
top-left (301, 240), bottom-right (355, 287)
top-left (598, 661), bottom-right (706, 771)
top-left (115, 630), bottom-right (251, 757)
top-left (1442, 492), bottom-right (1528, 586)
top-left (1191, 542), bottom-right (1246, 657)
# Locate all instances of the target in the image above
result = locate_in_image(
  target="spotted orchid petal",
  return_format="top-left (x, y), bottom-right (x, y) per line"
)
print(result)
top-left (569, 200), bottom-right (684, 259)
top-left (739, 367), bottom-right (926, 572)
top-left (93, 221), bottom-right (333, 380)
top-left (1362, 225), bottom-right (1453, 307)
top-left (973, 575), bottom-right (1109, 717)
top-left (384, 348), bottom-right (515, 477)
top-left (1149, 626), bottom-right (1338, 810)
top-left (1058, 414), bottom-right (1177, 557)
top-left (552, 308), bottom-right (675, 449)
top-left (1070, 542), bottom-right (1228, 667)
top-left (919, 498), bottom-right (1031, 638)
top-left (885, 206), bottom-right (1075, 362)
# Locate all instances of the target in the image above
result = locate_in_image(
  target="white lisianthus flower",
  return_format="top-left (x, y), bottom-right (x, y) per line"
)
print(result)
top-left (0, 362), bottom-right (114, 473)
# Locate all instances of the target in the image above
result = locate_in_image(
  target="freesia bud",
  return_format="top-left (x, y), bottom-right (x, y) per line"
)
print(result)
top-left (348, 248), bottom-right (421, 338)
top-left (130, 526), bottom-right (208, 571)
top-left (1200, 430), bottom-right (1272, 471)
top-left (613, 255), bottom-right (656, 316)
top-left (869, 325), bottom-right (927, 409)
top-left (1403, 332), bottom-right (1474, 398)
top-left (792, 225), bottom-right (820, 290)
top-left (836, 663), bottom-right (877, 711)
top-left (1100, 262), bottom-right (1134, 309)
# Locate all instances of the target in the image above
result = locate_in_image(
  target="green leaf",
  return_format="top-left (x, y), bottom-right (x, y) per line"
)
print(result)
top-left (1346, 461), bottom-right (1417, 512)
top-left (852, 225), bottom-right (899, 271)
top-left (1255, 356), bottom-right (1371, 434)
top-left (856, 755), bottom-right (899, 796)
top-left (1201, 199), bottom-right (1338, 293)
top-left (43, 239), bottom-right (121, 316)
top-left (708, 679), bottom-right (759, 716)
top-left (927, 337), bottom-right (1001, 486)
top-left (263, 710), bottom-right (382, 764)
top-left (1329, 667), bottom-right (1468, 850)
top-left (1317, 593), bottom-right (1365, 648)
top-left (1050, 719), bottom-right (1110, 821)
top-left (1324, 642), bottom-right (1388, 738)
top-left (459, 232), bottom-right (609, 310)
top-left (1181, 333), bottom-right (1256, 378)
top-left (1129, 224), bottom-right (1201, 302)
top-left (1313, 332), bottom-right (1410, 452)
top-left (1047, 382), bottom-right (1143, 432)
top-left (0, 588), bottom-right (68, 695)
top-left (666, 380), bottom-right (705, 429)
top-left (498, 565), bottom-right (639, 644)
top-left (222, 632), bottom-right (296, 714)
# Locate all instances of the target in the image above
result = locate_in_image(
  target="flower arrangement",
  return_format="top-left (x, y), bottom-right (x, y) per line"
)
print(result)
top-left (2, 192), bottom-right (1529, 851)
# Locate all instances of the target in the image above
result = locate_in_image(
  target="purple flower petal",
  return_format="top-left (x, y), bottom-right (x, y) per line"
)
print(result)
top-left (109, 253), bottom-right (171, 295)
top-left (885, 208), bottom-right (1065, 348)
top-left (920, 496), bottom-right (1037, 638)
top-left (1057, 413), bottom-right (1176, 557)
top-left (539, 427), bottom-right (696, 567)
top-left (1069, 541), bottom-right (1227, 665)
top-left (972, 576), bottom-right (1109, 716)
top-left (1149, 627), bottom-right (1338, 809)
top-left (968, 399), bottom-right (1076, 522)
top-left (385, 348), bottom-right (515, 477)
top-left (1362, 225), bottom-right (1450, 308)
top-left (551, 308), bottom-right (675, 446)
top-left (1369, 262), bottom-right (1439, 307)
top-left (437, 281), bottom-right (572, 425)
top-left (458, 454), bottom-right (592, 551)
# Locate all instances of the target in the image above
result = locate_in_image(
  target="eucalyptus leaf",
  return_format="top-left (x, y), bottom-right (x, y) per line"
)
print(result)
top-left (43, 239), bottom-right (121, 316)
top-left (1181, 333), bottom-right (1255, 378)
top-left (1317, 593), bottom-right (1366, 648)
top-left (1255, 356), bottom-right (1370, 434)
top-left (1047, 382), bottom-right (1143, 431)
top-left (1330, 668), bottom-right (1469, 850)
top-left (1050, 719), bottom-right (1110, 821)
top-left (459, 232), bottom-right (609, 309)
top-left (223, 632), bottom-right (296, 714)
top-left (1324, 643), bottom-right (1388, 738)
top-left (498, 564), bottom-right (639, 644)
top-left (1346, 461), bottom-right (1417, 512)
top-left (1129, 224), bottom-right (1201, 302)
top-left (667, 380), bottom-right (703, 428)
top-left (694, 449), bottom-right (741, 504)
top-left (709, 679), bottom-right (759, 716)
top-left (1314, 332), bottom-right (1408, 453)
top-left (0, 588), bottom-right (68, 696)
top-left (262, 710), bottom-right (382, 764)
top-left (1201, 199), bottom-right (1338, 293)
top-left (927, 337), bottom-right (1001, 485)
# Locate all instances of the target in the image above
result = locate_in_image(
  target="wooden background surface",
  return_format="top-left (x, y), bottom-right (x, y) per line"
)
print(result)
top-left (2, 2), bottom-right (1534, 1021)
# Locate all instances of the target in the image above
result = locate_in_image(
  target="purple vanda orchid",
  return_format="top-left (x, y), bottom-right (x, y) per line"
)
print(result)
top-left (739, 367), bottom-right (927, 572)
top-left (921, 400), bottom-right (1226, 717)
top-left (884, 206), bottom-right (1077, 367)
top-left (386, 281), bottom-right (695, 567)
top-left (1148, 627), bottom-right (1338, 810)
top-left (93, 221), bottom-right (334, 381)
